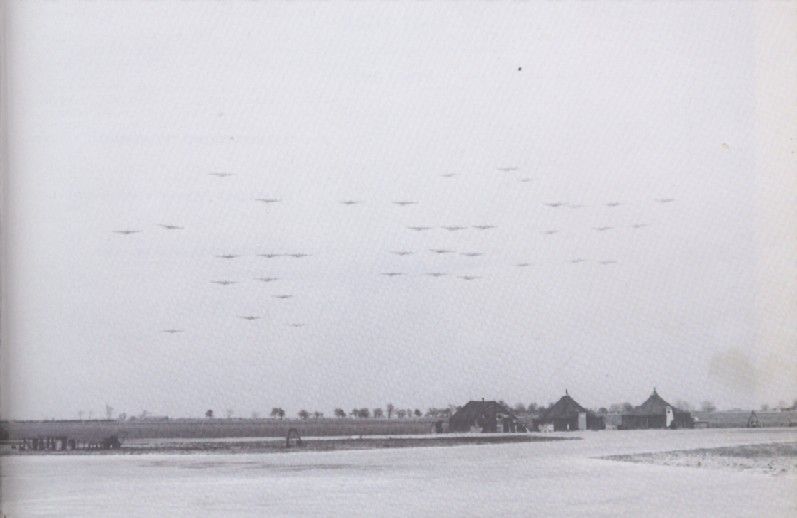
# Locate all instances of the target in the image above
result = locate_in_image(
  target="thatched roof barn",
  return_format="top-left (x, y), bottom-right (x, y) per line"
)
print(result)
top-left (536, 392), bottom-right (605, 431)
top-left (621, 389), bottom-right (694, 429)
top-left (449, 400), bottom-right (525, 433)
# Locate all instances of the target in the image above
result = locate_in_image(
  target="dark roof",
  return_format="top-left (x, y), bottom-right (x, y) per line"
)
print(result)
top-left (449, 401), bottom-right (514, 428)
top-left (630, 389), bottom-right (686, 415)
top-left (539, 394), bottom-right (588, 421)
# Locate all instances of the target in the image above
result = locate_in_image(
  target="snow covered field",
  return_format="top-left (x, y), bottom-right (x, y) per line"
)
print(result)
top-left (2, 429), bottom-right (795, 517)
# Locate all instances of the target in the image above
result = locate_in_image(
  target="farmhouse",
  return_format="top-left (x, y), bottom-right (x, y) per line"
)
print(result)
top-left (535, 392), bottom-right (605, 431)
top-left (449, 400), bottom-right (525, 433)
top-left (621, 389), bottom-right (694, 429)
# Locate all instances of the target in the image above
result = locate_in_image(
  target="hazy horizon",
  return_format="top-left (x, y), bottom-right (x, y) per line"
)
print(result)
top-left (2, 1), bottom-right (795, 420)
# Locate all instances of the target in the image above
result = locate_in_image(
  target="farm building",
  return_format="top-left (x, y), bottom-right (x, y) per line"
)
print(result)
top-left (448, 400), bottom-right (526, 433)
top-left (621, 389), bottom-right (694, 429)
top-left (535, 392), bottom-right (605, 431)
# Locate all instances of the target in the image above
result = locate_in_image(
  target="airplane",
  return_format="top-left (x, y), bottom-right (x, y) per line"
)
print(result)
top-left (113, 230), bottom-right (141, 235)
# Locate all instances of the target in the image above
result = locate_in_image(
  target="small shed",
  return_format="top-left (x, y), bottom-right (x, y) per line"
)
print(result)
top-left (448, 400), bottom-right (525, 433)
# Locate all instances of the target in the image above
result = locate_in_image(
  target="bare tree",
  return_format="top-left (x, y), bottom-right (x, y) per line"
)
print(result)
top-left (358, 408), bottom-right (371, 418)
top-left (334, 408), bottom-right (346, 418)
top-left (312, 411), bottom-right (323, 419)
top-left (270, 408), bottom-right (285, 419)
top-left (373, 408), bottom-right (384, 418)
top-left (104, 404), bottom-right (114, 420)
top-left (396, 409), bottom-right (407, 419)
top-left (205, 409), bottom-right (214, 418)
top-left (386, 403), bottom-right (395, 419)
top-left (413, 409), bottom-right (422, 417)
top-left (298, 409), bottom-right (309, 420)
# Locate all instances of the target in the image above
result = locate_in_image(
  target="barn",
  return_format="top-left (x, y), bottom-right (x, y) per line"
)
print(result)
top-left (621, 389), bottom-right (694, 429)
top-left (535, 392), bottom-right (605, 431)
top-left (448, 400), bottom-right (526, 433)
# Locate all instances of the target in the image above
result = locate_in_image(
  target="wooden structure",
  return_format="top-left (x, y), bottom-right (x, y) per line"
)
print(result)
top-left (621, 389), bottom-right (694, 429)
top-left (448, 400), bottom-right (526, 433)
top-left (535, 391), bottom-right (605, 431)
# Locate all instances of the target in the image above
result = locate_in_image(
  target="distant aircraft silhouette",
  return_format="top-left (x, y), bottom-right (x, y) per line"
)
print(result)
top-left (256, 198), bottom-right (281, 203)
top-left (459, 275), bottom-right (480, 281)
top-left (430, 249), bottom-right (455, 254)
top-left (545, 202), bottom-right (564, 208)
top-left (113, 230), bottom-right (141, 235)
top-left (570, 258), bottom-right (585, 264)
top-left (259, 253), bottom-right (283, 258)
top-left (497, 167), bottom-right (518, 172)
top-left (407, 226), bottom-right (432, 231)
top-left (599, 260), bottom-right (618, 265)
top-left (340, 200), bottom-right (361, 205)
top-left (440, 173), bottom-right (458, 178)
top-left (162, 329), bottom-right (183, 334)
top-left (216, 254), bottom-right (239, 259)
top-left (655, 198), bottom-right (675, 203)
top-left (393, 201), bottom-right (418, 206)
top-left (631, 223), bottom-right (649, 229)
top-left (567, 204), bottom-right (585, 209)
top-left (239, 316), bottom-right (260, 321)
top-left (391, 251), bottom-right (414, 256)
top-left (208, 173), bottom-right (234, 177)
top-left (381, 272), bottom-right (404, 277)
top-left (461, 252), bottom-right (483, 257)
top-left (473, 225), bottom-right (495, 230)
top-left (594, 226), bottom-right (613, 232)
top-left (290, 253), bottom-right (310, 258)
top-left (255, 277), bottom-right (279, 282)
top-left (516, 262), bottom-right (531, 267)
top-left (159, 224), bottom-right (183, 230)
top-left (606, 202), bottom-right (621, 207)
top-left (273, 294), bottom-right (293, 299)
top-left (519, 177), bottom-right (532, 183)
top-left (542, 230), bottom-right (559, 235)
top-left (288, 323), bottom-right (305, 328)
top-left (442, 226), bottom-right (466, 231)
top-left (210, 280), bottom-right (237, 286)
top-left (425, 272), bottom-right (447, 277)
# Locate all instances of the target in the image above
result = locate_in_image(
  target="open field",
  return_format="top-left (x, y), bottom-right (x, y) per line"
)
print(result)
top-left (603, 441), bottom-right (797, 475)
top-left (2, 428), bottom-right (795, 517)
top-left (3, 433), bottom-right (569, 456)
top-left (0, 417), bottom-right (437, 444)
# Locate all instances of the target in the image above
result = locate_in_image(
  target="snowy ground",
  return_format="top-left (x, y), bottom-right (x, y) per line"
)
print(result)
top-left (2, 428), bottom-right (795, 517)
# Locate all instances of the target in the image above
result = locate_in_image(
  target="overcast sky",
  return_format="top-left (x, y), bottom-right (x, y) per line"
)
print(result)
top-left (3, 1), bottom-right (795, 419)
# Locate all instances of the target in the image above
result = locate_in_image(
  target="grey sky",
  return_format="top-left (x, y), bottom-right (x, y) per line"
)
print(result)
top-left (3, 1), bottom-right (795, 419)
